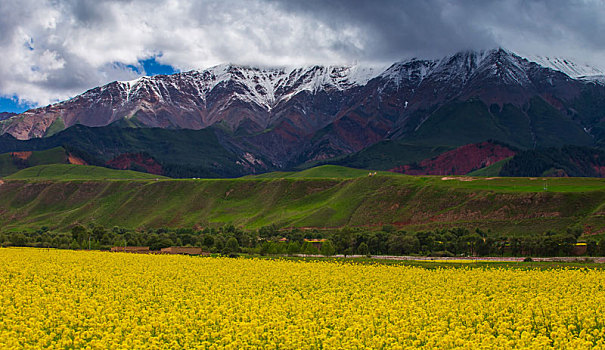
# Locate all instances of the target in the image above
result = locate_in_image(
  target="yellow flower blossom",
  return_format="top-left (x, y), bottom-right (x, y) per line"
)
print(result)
top-left (1, 248), bottom-right (604, 349)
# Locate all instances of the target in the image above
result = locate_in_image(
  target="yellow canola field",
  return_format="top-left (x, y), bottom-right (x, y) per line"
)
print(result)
top-left (1, 248), bottom-right (605, 349)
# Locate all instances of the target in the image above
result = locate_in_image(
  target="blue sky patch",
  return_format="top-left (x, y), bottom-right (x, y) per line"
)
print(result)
top-left (0, 56), bottom-right (179, 114)
top-left (140, 56), bottom-right (178, 76)
top-left (0, 97), bottom-right (34, 114)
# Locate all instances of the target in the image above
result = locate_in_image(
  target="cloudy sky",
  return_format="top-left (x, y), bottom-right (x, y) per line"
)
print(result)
top-left (1, 0), bottom-right (605, 112)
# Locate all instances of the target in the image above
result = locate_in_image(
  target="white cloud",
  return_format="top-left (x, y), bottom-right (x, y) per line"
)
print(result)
top-left (0, 0), bottom-right (604, 107)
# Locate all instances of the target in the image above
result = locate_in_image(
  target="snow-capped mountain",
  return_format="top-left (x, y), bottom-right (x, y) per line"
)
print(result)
top-left (2, 48), bottom-right (605, 172)
top-left (122, 63), bottom-right (383, 111)
top-left (527, 55), bottom-right (604, 79)
top-left (0, 63), bottom-right (386, 140)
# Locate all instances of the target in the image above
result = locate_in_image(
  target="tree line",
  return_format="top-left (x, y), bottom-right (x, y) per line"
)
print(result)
top-left (1, 224), bottom-right (603, 257)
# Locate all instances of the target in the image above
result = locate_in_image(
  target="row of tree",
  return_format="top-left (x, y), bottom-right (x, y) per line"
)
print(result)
top-left (1, 224), bottom-right (603, 257)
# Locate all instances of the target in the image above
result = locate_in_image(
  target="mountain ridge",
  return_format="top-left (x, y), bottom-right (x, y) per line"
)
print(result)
top-left (1, 48), bottom-right (605, 175)
top-left (2, 48), bottom-right (602, 140)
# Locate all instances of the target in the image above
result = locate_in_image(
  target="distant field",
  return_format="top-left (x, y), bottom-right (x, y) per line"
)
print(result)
top-left (5, 164), bottom-right (165, 180)
top-left (252, 164), bottom-right (605, 193)
top-left (245, 165), bottom-right (396, 179)
top-left (423, 175), bottom-right (605, 193)
top-left (1, 164), bottom-right (604, 233)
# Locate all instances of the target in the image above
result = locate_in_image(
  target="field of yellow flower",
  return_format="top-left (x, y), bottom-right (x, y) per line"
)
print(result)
top-left (1, 248), bottom-right (605, 349)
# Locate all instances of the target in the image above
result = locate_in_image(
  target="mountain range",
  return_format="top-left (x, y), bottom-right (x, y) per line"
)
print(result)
top-left (1, 48), bottom-right (605, 177)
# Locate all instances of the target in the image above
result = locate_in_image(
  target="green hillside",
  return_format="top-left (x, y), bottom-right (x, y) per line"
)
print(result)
top-left (319, 142), bottom-right (454, 171)
top-left (500, 146), bottom-right (605, 177)
top-left (1, 167), bottom-right (604, 234)
top-left (247, 165), bottom-right (395, 179)
top-left (5, 164), bottom-right (166, 180)
top-left (467, 157), bottom-right (513, 176)
top-left (407, 99), bottom-right (594, 149)
top-left (0, 125), bottom-right (261, 178)
top-left (0, 147), bottom-right (69, 177)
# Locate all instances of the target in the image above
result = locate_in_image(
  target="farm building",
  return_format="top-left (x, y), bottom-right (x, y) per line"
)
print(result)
top-left (304, 239), bottom-right (326, 250)
top-left (110, 246), bottom-right (150, 253)
top-left (571, 243), bottom-right (588, 256)
top-left (160, 247), bottom-right (209, 255)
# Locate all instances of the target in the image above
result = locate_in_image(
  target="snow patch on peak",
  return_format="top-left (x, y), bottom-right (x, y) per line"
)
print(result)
top-left (187, 63), bottom-right (385, 108)
top-left (333, 64), bottom-right (387, 87)
top-left (580, 75), bottom-right (605, 85)
top-left (378, 48), bottom-right (535, 91)
top-left (121, 76), bottom-right (145, 87)
top-left (379, 58), bottom-right (437, 87)
top-left (527, 55), bottom-right (604, 78)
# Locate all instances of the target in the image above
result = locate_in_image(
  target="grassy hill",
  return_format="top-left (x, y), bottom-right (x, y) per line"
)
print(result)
top-left (467, 157), bottom-right (513, 176)
top-left (5, 164), bottom-right (166, 180)
top-left (0, 147), bottom-right (70, 177)
top-left (246, 165), bottom-right (395, 179)
top-left (1, 165), bottom-right (604, 235)
top-left (0, 125), bottom-right (262, 178)
top-left (317, 142), bottom-right (454, 171)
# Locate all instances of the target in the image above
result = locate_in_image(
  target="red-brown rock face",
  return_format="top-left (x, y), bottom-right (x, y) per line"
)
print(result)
top-left (107, 153), bottom-right (163, 175)
top-left (390, 142), bottom-right (516, 175)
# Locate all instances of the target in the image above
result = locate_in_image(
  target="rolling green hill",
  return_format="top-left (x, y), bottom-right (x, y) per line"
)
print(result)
top-left (1, 166), bottom-right (604, 235)
top-left (0, 125), bottom-right (265, 178)
top-left (246, 165), bottom-right (395, 179)
top-left (467, 157), bottom-right (513, 176)
top-left (316, 142), bottom-right (454, 171)
top-left (0, 147), bottom-right (70, 177)
top-left (5, 164), bottom-right (166, 180)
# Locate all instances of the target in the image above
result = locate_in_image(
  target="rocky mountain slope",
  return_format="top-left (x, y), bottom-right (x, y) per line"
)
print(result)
top-left (389, 141), bottom-right (516, 175)
top-left (1, 48), bottom-right (605, 175)
top-left (0, 112), bottom-right (16, 121)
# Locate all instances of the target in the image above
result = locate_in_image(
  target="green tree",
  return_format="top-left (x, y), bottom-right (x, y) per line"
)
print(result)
top-left (148, 236), bottom-right (173, 250)
top-left (287, 242), bottom-right (301, 256)
top-left (71, 225), bottom-right (88, 246)
top-left (597, 239), bottom-right (605, 257)
top-left (214, 237), bottom-right (225, 253)
top-left (70, 239), bottom-right (81, 250)
top-left (382, 224), bottom-right (395, 233)
top-left (302, 242), bottom-right (319, 255)
top-left (388, 234), bottom-right (420, 255)
top-left (357, 242), bottom-right (370, 256)
top-left (202, 235), bottom-right (215, 248)
top-left (268, 242), bottom-right (286, 255)
top-left (320, 240), bottom-right (336, 256)
top-left (92, 225), bottom-right (107, 242)
top-left (224, 237), bottom-right (240, 254)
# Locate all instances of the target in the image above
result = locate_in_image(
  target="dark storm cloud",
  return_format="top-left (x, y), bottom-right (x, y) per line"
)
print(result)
top-left (270, 0), bottom-right (498, 60)
top-left (1, 0), bottom-right (604, 106)
top-left (271, 0), bottom-right (605, 61)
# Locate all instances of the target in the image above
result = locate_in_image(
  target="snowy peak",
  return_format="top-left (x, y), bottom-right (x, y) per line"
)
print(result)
top-left (379, 58), bottom-right (437, 88)
top-left (527, 55), bottom-right (604, 79)
top-left (113, 63), bottom-right (383, 110)
top-left (4, 48), bottom-right (605, 142)
top-left (379, 48), bottom-right (534, 89)
top-left (108, 49), bottom-right (601, 110)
